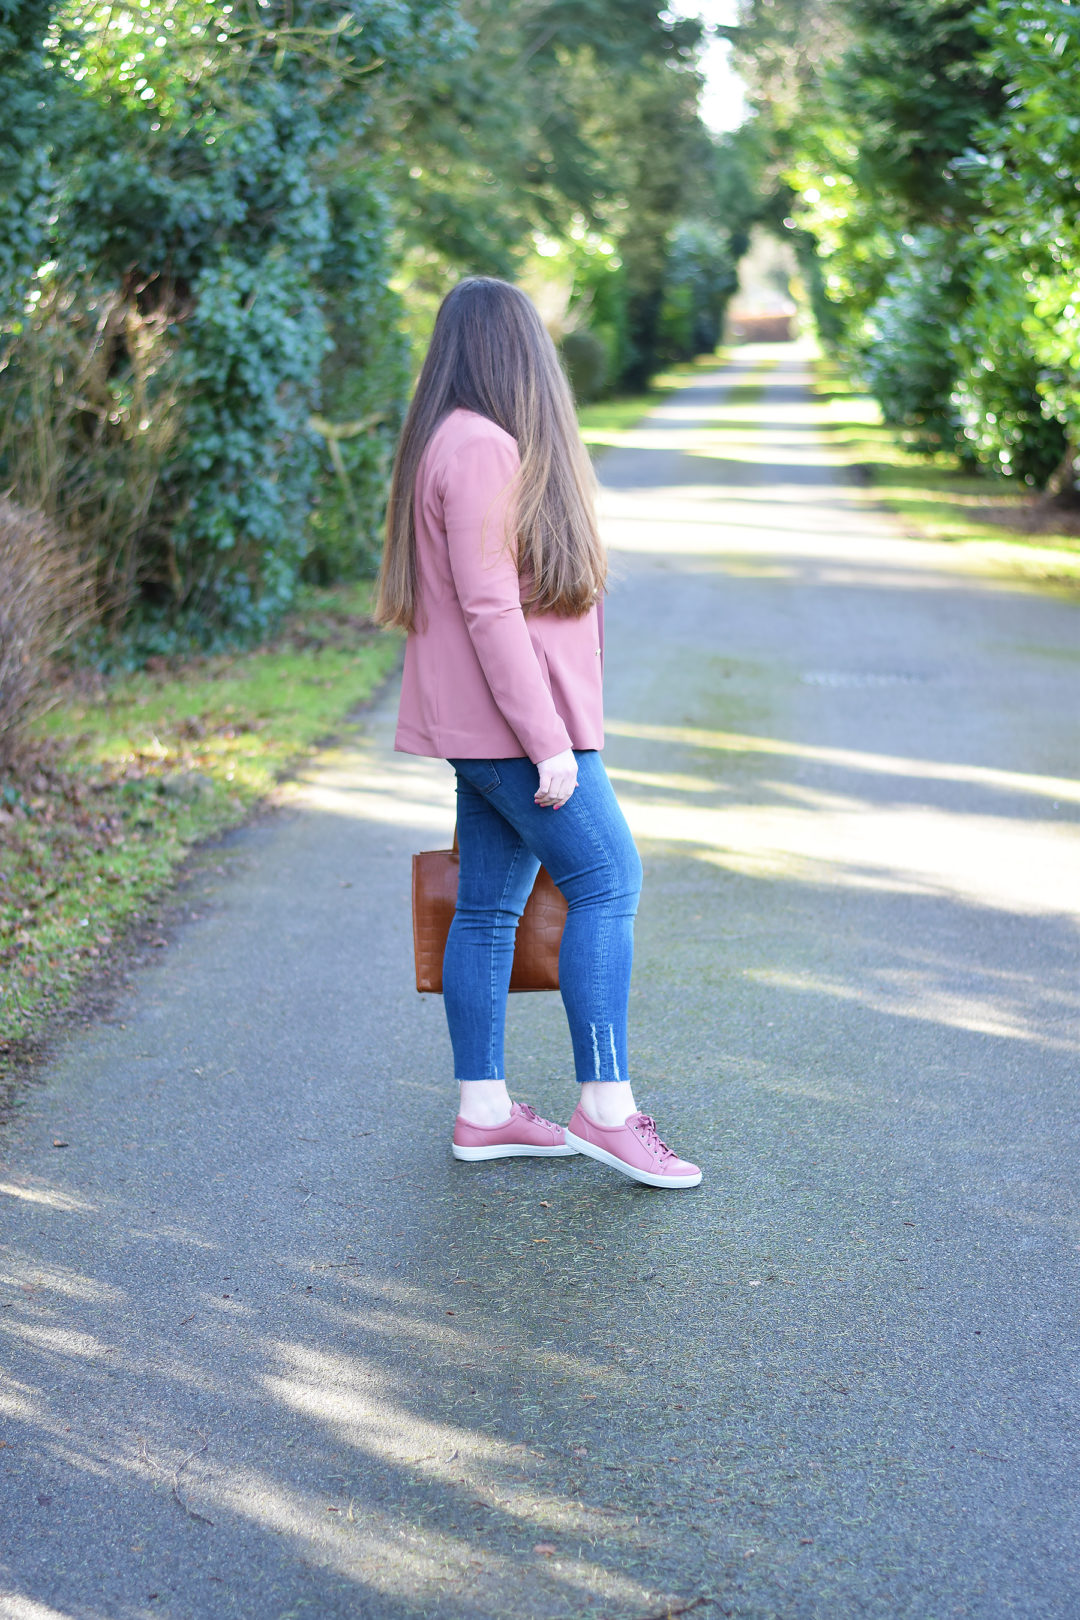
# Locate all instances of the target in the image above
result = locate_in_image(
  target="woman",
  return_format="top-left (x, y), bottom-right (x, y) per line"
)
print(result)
top-left (377, 276), bottom-right (700, 1190)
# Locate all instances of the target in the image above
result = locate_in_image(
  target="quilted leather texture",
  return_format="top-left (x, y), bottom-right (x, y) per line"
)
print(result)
top-left (412, 847), bottom-right (567, 994)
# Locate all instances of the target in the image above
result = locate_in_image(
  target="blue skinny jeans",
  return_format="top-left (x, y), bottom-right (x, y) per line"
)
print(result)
top-left (444, 752), bottom-right (643, 1085)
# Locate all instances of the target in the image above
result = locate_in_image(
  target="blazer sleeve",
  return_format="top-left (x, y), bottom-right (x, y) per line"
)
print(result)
top-left (439, 430), bottom-right (573, 764)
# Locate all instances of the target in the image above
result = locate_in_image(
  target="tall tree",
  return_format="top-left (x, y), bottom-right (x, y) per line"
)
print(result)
top-left (366, 0), bottom-right (718, 384)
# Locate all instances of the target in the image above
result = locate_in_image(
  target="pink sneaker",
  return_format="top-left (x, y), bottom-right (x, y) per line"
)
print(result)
top-left (565, 1105), bottom-right (702, 1189)
top-left (452, 1102), bottom-right (578, 1162)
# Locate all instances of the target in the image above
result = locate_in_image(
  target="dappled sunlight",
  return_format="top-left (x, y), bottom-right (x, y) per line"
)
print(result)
top-left (764, 779), bottom-right (880, 814)
top-left (0, 1261), bottom-right (120, 1304)
top-left (197, 1457), bottom-right (507, 1600)
top-left (605, 765), bottom-right (719, 795)
top-left (605, 717), bottom-right (1080, 925)
top-left (694, 843), bottom-right (1008, 900)
top-left (599, 713), bottom-right (1080, 1057)
top-left (325, 1287), bottom-right (628, 1387)
top-left (252, 1339), bottom-right (659, 1608)
top-left (608, 481), bottom-right (859, 509)
top-left (606, 717), bottom-right (1080, 808)
top-left (655, 402), bottom-right (825, 433)
top-left (288, 739), bottom-right (455, 835)
top-left (0, 1199), bottom-right (680, 1617)
top-left (594, 346), bottom-right (1050, 591)
top-left (706, 559), bottom-right (796, 578)
top-left (750, 967), bottom-right (1079, 1054)
top-left (596, 358), bottom-right (854, 480)
top-left (638, 801), bottom-right (1080, 921)
top-left (602, 436), bottom-right (849, 471)
top-left (0, 1598), bottom-right (76, 1620)
top-left (262, 1338), bottom-right (524, 1475)
top-left (0, 1182), bottom-right (97, 1214)
top-left (0, 1377), bottom-right (50, 1426)
top-left (598, 497), bottom-right (981, 564)
top-left (196, 1450), bottom-right (659, 1615)
top-left (599, 479), bottom-right (859, 512)
top-left (1, 1322), bottom-right (117, 1362)
top-left (598, 504), bottom-right (1019, 579)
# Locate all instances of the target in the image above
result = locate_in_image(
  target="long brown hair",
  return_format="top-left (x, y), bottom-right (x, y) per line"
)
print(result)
top-left (376, 277), bottom-right (606, 630)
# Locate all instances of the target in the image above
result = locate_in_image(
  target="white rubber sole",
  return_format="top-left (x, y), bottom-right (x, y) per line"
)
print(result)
top-left (564, 1129), bottom-right (702, 1189)
top-left (452, 1141), bottom-right (579, 1161)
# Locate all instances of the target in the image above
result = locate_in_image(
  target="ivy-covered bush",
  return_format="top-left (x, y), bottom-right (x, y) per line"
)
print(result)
top-left (162, 236), bottom-right (331, 638)
top-left (304, 178), bottom-right (409, 586)
top-left (0, 0), bottom-right (464, 652)
top-left (0, 3), bottom-right (55, 301)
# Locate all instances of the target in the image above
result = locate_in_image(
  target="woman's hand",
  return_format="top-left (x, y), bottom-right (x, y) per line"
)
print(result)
top-left (534, 749), bottom-right (578, 809)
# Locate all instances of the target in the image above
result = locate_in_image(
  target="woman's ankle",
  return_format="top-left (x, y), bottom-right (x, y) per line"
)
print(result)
top-left (458, 1079), bottom-right (513, 1126)
top-left (579, 1080), bottom-right (637, 1128)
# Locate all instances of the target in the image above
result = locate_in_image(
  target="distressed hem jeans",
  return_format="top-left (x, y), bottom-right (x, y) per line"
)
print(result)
top-left (443, 751), bottom-right (643, 1084)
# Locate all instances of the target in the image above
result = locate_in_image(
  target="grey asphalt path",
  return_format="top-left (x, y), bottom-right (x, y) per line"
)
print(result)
top-left (2, 344), bottom-right (1079, 1620)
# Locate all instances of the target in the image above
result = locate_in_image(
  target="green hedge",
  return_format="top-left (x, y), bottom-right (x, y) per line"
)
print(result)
top-left (0, 1), bottom-right (463, 656)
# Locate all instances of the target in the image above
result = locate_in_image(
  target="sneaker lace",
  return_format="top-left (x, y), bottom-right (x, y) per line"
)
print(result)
top-left (632, 1113), bottom-right (676, 1161)
top-left (518, 1102), bottom-right (553, 1127)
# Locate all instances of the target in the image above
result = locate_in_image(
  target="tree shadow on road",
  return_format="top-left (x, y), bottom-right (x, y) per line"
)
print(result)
top-left (3, 707), bottom-right (1078, 1618)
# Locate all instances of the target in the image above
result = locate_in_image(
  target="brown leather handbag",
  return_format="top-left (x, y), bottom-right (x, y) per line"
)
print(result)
top-left (412, 829), bottom-right (567, 993)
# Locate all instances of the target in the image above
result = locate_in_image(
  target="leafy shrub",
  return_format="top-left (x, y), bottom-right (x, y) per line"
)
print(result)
top-left (861, 231), bottom-right (969, 458)
top-left (304, 179), bottom-right (409, 585)
top-left (970, 0), bottom-right (1080, 499)
top-left (951, 256), bottom-right (1067, 485)
top-left (0, 0), bottom-right (57, 312)
top-left (54, 57), bottom-right (335, 644)
top-left (162, 247), bottom-right (329, 638)
top-left (0, 498), bottom-right (87, 768)
top-left (560, 231), bottom-right (630, 392)
top-left (0, 2), bottom-right (464, 654)
top-left (657, 221), bottom-right (738, 363)
top-left (560, 329), bottom-right (609, 403)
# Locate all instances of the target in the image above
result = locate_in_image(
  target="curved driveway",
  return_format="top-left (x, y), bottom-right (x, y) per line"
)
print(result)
top-left (2, 345), bottom-right (1079, 1619)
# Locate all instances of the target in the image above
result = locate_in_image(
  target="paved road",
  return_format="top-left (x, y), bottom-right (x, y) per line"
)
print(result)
top-left (2, 345), bottom-right (1079, 1620)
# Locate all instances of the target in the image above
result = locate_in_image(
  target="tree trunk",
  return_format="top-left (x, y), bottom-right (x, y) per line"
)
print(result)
top-left (1041, 442), bottom-right (1080, 509)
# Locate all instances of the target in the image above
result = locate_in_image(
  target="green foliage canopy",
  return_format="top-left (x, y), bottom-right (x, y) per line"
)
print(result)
top-left (0, 0), bottom-right (762, 657)
top-left (375, 0), bottom-right (753, 387)
top-left (734, 0), bottom-right (1080, 495)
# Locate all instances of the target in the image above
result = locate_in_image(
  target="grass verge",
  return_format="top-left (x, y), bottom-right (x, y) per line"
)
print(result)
top-left (1, 583), bottom-right (400, 1063)
top-left (814, 358), bottom-right (1080, 589)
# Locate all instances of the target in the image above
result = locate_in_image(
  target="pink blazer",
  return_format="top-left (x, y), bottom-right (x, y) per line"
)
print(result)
top-left (394, 408), bottom-right (604, 764)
